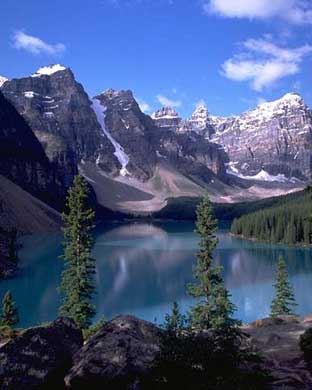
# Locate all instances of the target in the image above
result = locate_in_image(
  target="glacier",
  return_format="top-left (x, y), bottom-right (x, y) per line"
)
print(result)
top-left (91, 98), bottom-right (130, 176)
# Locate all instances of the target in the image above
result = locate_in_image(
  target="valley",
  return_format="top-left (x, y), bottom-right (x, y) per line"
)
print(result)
top-left (0, 64), bottom-right (309, 222)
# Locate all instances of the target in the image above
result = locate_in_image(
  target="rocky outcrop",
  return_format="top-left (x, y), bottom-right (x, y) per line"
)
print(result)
top-left (0, 317), bottom-right (83, 390)
top-left (244, 315), bottom-right (312, 389)
top-left (155, 130), bottom-right (227, 179)
top-left (64, 315), bottom-right (162, 389)
top-left (152, 103), bottom-right (215, 137)
top-left (0, 314), bottom-right (312, 389)
top-left (152, 106), bottom-right (182, 131)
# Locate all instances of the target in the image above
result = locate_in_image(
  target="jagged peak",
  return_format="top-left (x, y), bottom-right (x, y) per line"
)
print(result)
top-left (0, 76), bottom-right (9, 87)
top-left (191, 102), bottom-right (210, 120)
top-left (31, 64), bottom-right (67, 78)
top-left (152, 106), bottom-right (180, 120)
top-left (99, 88), bottom-right (134, 99)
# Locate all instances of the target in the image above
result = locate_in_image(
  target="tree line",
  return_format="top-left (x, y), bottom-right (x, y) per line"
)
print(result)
top-left (230, 189), bottom-right (312, 245)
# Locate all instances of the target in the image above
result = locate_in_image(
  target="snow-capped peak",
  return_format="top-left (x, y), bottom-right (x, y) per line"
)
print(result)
top-left (191, 103), bottom-right (209, 121)
top-left (257, 92), bottom-right (303, 109)
top-left (31, 64), bottom-right (66, 78)
top-left (0, 76), bottom-right (9, 87)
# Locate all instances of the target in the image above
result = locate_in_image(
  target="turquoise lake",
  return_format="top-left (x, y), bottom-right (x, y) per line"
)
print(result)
top-left (1, 221), bottom-right (312, 328)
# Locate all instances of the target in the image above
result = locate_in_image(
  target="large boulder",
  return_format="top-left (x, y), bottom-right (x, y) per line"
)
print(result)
top-left (0, 317), bottom-right (83, 390)
top-left (65, 315), bottom-right (162, 389)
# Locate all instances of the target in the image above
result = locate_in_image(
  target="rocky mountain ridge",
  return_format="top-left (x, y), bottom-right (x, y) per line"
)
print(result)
top-left (0, 64), bottom-right (308, 216)
top-left (1, 65), bottom-right (118, 191)
top-left (152, 92), bottom-right (312, 182)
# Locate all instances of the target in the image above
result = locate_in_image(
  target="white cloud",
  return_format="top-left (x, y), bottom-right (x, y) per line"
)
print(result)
top-left (156, 94), bottom-right (182, 107)
top-left (221, 38), bottom-right (312, 91)
top-left (204, 0), bottom-right (312, 24)
top-left (12, 31), bottom-right (66, 55)
top-left (243, 38), bottom-right (312, 62)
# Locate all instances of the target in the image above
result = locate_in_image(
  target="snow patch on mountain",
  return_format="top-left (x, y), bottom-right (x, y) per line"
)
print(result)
top-left (91, 98), bottom-right (130, 176)
top-left (0, 76), bottom-right (8, 87)
top-left (31, 64), bottom-right (66, 78)
top-left (24, 91), bottom-right (37, 98)
top-left (226, 163), bottom-right (299, 183)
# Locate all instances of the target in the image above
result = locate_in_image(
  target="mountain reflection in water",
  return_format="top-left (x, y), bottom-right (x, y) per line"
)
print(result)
top-left (0, 222), bottom-right (312, 328)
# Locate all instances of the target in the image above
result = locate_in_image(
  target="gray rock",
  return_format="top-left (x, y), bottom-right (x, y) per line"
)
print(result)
top-left (0, 90), bottom-right (64, 208)
top-left (1, 65), bottom-right (117, 189)
top-left (152, 106), bottom-right (182, 131)
top-left (65, 315), bottom-right (162, 389)
top-left (210, 93), bottom-right (312, 181)
top-left (0, 317), bottom-right (83, 390)
top-left (97, 89), bottom-right (226, 182)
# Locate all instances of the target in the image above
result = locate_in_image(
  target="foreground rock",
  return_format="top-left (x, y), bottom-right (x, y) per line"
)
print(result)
top-left (0, 317), bottom-right (83, 390)
top-left (244, 315), bottom-right (312, 389)
top-left (65, 315), bottom-right (162, 389)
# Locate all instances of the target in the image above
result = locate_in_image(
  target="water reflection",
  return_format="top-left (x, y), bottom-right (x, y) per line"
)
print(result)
top-left (0, 222), bottom-right (311, 327)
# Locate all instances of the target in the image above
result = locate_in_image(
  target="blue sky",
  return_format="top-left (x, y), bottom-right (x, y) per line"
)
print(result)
top-left (1, 0), bottom-right (312, 117)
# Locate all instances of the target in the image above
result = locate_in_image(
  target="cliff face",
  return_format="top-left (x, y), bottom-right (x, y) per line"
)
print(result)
top-left (153, 93), bottom-right (312, 183)
top-left (94, 89), bottom-right (157, 181)
top-left (0, 91), bottom-right (65, 206)
top-left (210, 93), bottom-right (312, 181)
top-left (1, 65), bottom-right (117, 188)
top-left (94, 89), bottom-right (226, 183)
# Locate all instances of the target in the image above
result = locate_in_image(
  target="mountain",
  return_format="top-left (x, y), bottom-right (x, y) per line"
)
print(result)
top-left (153, 93), bottom-right (312, 184)
top-left (78, 89), bottom-right (230, 213)
top-left (210, 93), bottom-right (312, 181)
top-left (0, 90), bottom-right (65, 207)
top-left (0, 64), bottom-right (308, 216)
top-left (1, 64), bottom-right (118, 189)
top-left (93, 89), bottom-right (157, 180)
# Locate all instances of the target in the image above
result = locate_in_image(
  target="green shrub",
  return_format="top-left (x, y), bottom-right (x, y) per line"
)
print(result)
top-left (83, 317), bottom-right (107, 340)
top-left (0, 325), bottom-right (19, 341)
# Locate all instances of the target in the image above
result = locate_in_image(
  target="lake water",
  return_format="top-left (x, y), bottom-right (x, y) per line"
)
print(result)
top-left (1, 221), bottom-right (312, 328)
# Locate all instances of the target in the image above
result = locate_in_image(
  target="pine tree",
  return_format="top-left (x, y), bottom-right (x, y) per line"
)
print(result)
top-left (1, 291), bottom-right (19, 327)
top-left (270, 256), bottom-right (297, 317)
top-left (164, 302), bottom-right (185, 332)
top-left (188, 194), bottom-right (237, 330)
top-left (59, 175), bottom-right (96, 329)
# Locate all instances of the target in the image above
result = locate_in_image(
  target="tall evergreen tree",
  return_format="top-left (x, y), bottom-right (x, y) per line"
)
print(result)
top-left (164, 301), bottom-right (185, 332)
top-left (1, 291), bottom-right (19, 327)
top-left (270, 256), bottom-right (297, 317)
top-left (188, 194), bottom-right (236, 330)
top-left (59, 175), bottom-right (96, 329)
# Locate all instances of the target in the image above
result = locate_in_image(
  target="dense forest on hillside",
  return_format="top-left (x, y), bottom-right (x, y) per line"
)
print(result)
top-left (230, 189), bottom-right (312, 246)
top-left (153, 191), bottom-right (308, 222)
